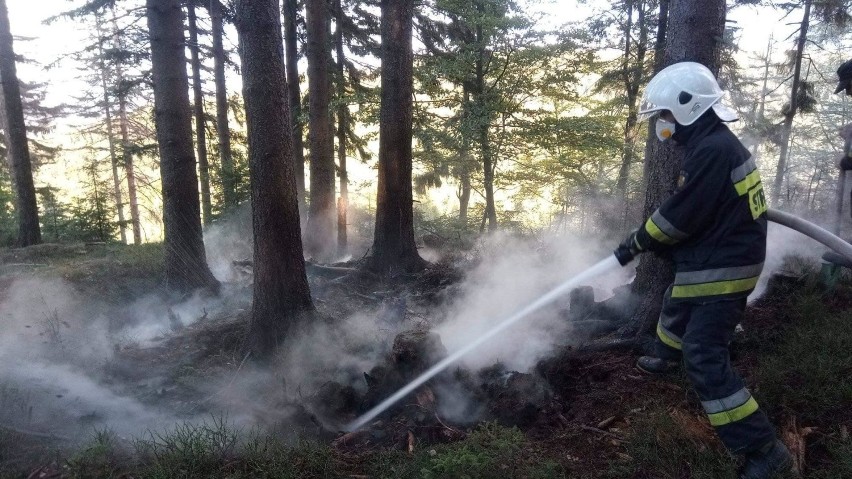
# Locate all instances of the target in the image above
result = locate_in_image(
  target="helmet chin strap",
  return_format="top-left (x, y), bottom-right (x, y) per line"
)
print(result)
top-left (656, 117), bottom-right (676, 142)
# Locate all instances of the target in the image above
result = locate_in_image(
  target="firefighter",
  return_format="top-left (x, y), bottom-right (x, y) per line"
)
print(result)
top-left (834, 59), bottom-right (852, 220)
top-left (834, 58), bottom-right (852, 97)
top-left (613, 62), bottom-right (792, 479)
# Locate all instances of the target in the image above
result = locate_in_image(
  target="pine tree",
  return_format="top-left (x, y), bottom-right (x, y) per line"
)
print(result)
top-left (0, 0), bottom-right (40, 246)
top-left (147, 0), bottom-right (219, 293)
top-left (305, 0), bottom-right (337, 261)
top-left (235, 0), bottom-right (314, 359)
top-left (365, 0), bottom-right (424, 274)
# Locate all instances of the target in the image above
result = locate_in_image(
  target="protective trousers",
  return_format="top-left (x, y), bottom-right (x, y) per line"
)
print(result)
top-left (654, 286), bottom-right (777, 454)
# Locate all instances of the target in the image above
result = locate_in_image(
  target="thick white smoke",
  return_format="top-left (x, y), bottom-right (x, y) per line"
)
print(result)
top-left (434, 231), bottom-right (632, 372)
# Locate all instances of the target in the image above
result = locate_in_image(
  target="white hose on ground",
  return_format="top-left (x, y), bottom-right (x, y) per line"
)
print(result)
top-left (766, 208), bottom-right (852, 262)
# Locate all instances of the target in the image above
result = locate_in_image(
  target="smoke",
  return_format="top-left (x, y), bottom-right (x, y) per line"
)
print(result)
top-left (754, 219), bottom-right (827, 297)
top-left (434, 231), bottom-right (632, 372)
top-left (0, 265), bottom-right (252, 442)
top-left (203, 203), bottom-right (253, 282)
top-left (0, 209), bottom-right (822, 449)
top-left (0, 277), bottom-right (183, 441)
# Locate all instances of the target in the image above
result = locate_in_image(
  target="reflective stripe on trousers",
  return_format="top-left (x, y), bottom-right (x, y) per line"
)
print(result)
top-left (671, 263), bottom-right (763, 299)
top-left (652, 288), bottom-right (777, 453)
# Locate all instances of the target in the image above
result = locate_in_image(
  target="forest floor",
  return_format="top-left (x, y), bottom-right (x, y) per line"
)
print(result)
top-left (0, 243), bottom-right (850, 478)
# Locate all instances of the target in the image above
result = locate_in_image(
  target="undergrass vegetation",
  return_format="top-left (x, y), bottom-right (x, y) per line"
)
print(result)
top-left (613, 261), bottom-right (852, 478)
top-left (364, 422), bottom-right (565, 479)
top-left (607, 412), bottom-right (735, 479)
top-left (2, 252), bottom-right (849, 478)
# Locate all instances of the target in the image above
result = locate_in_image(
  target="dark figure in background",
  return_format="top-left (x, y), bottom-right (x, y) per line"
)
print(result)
top-left (614, 62), bottom-right (792, 479)
top-left (834, 60), bottom-right (852, 222)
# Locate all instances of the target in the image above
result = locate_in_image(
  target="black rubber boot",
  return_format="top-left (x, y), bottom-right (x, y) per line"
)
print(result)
top-left (739, 439), bottom-right (794, 479)
top-left (635, 356), bottom-right (679, 375)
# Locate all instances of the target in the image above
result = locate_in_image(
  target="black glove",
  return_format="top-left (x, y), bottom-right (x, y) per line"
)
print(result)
top-left (614, 229), bottom-right (641, 266)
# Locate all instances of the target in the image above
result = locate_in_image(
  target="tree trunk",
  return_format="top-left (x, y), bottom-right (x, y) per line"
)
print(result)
top-left (459, 86), bottom-right (472, 225)
top-left (112, 6), bottom-right (142, 245)
top-left (627, 0), bottom-right (727, 339)
top-left (772, 0), bottom-right (811, 206)
top-left (187, 4), bottom-right (212, 225)
top-left (757, 36), bottom-right (773, 123)
top-left (283, 0), bottom-right (306, 218)
top-left (117, 92), bottom-right (141, 244)
top-left (305, 0), bottom-right (336, 261)
top-left (366, 0), bottom-right (424, 275)
top-left (211, 0), bottom-right (236, 209)
top-left (473, 13), bottom-right (497, 232)
top-left (614, 0), bottom-right (635, 219)
top-left (335, 0), bottom-right (348, 256)
top-left (146, 0), bottom-right (219, 293)
top-left (235, 0), bottom-right (314, 359)
top-left (0, 0), bottom-right (40, 247)
top-left (96, 14), bottom-right (127, 244)
top-left (459, 169), bottom-right (471, 224)
top-left (615, 0), bottom-right (649, 228)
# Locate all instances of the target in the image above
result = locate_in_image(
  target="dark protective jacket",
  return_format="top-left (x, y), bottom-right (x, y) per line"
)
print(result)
top-left (634, 111), bottom-right (768, 302)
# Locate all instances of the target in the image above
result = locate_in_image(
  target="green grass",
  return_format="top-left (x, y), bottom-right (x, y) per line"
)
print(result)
top-left (363, 422), bottom-right (565, 479)
top-left (63, 422), bottom-right (564, 479)
top-left (751, 293), bottom-right (852, 423)
top-left (62, 419), bottom-right (343, 479)
top-left (65, 429), bottom-right (129, 479)
top-left (607, 412), bottom-right (736, 479)
top-left (53, 243), bottom-right (164, 301)
top-left (0, 242), bottom-right (165, 303)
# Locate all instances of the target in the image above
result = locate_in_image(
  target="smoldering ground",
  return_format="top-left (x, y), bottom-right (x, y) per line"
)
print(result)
top-left (0, 208), bottom-right (829, 457)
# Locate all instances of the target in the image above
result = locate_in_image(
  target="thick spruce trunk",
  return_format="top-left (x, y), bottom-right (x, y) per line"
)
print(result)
top-left (146, 0), bottom-right (219, 293)
top-left (235, 0), bottom-right (314, 359)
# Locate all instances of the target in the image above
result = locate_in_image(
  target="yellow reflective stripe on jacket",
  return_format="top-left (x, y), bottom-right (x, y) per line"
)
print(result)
top-left (645, 217), bottom-right (678, 245)
top-left (657, 323), bottom-right (682, 350)
top-left (731, 158), bottom-right (768, 219)
top-left (734, 169), bottom-right (762, 196)
top-left (706, 397), bottom-right (760, 427)
top-left (671, 276), bottom-right (760, 298)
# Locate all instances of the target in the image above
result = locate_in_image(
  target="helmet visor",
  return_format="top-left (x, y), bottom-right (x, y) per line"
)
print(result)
top-left (711, 102), bottom-right (738, 122)
top-left (637, 98), bottom-right (662, 123)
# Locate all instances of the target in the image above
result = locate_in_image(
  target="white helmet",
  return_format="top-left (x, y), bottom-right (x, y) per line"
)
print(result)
top-left (637, 61), bottom-right (737, 125)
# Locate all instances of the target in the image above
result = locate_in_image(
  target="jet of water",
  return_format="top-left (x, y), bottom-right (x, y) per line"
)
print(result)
top-left (346, 254), bottom-right (622, 432)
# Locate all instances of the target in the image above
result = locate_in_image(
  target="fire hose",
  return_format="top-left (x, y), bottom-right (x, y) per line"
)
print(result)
top-left (766, 208), bottom-right (852, 262)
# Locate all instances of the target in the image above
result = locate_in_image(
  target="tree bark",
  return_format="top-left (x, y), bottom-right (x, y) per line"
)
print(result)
top-left (235, 0), bottom-right (314, 359)
top-left (96, 14), bottom-right (127, 244)
top-left (473, 5), bottom-right (497, 232)
top-left (772, 0), bottom-right (811, 206)
top-left (146, 0), bottom-right (219, 293)
top-left (111, 6), bottom-right (142, 245)
top-left (614, 0), bottom-right (635, 217)
top-left (335, 0), bottom-right (348, 256)
top-left (628, 0), bottom-right (728, 339)
top-left (283, 0), bottom-right (306, 218)
top-left (187, 4), bottom-right (212, 224)
top-left (117, 92), bottom-right (141, 245)
top-left (459, 86), bottom-right (472, 225)
top-left (210, 0), bottom-right (236, 209)
top-left (615, 0), bottom-right (649, 228)
top-left (365, 0), bottom-right (424, 274)
top-left (459, 169), bottom-right (471, 224)
top-left (305, 0), bottom-right (336, 261)
top-left (0, 0), bottom-right (40, 247)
